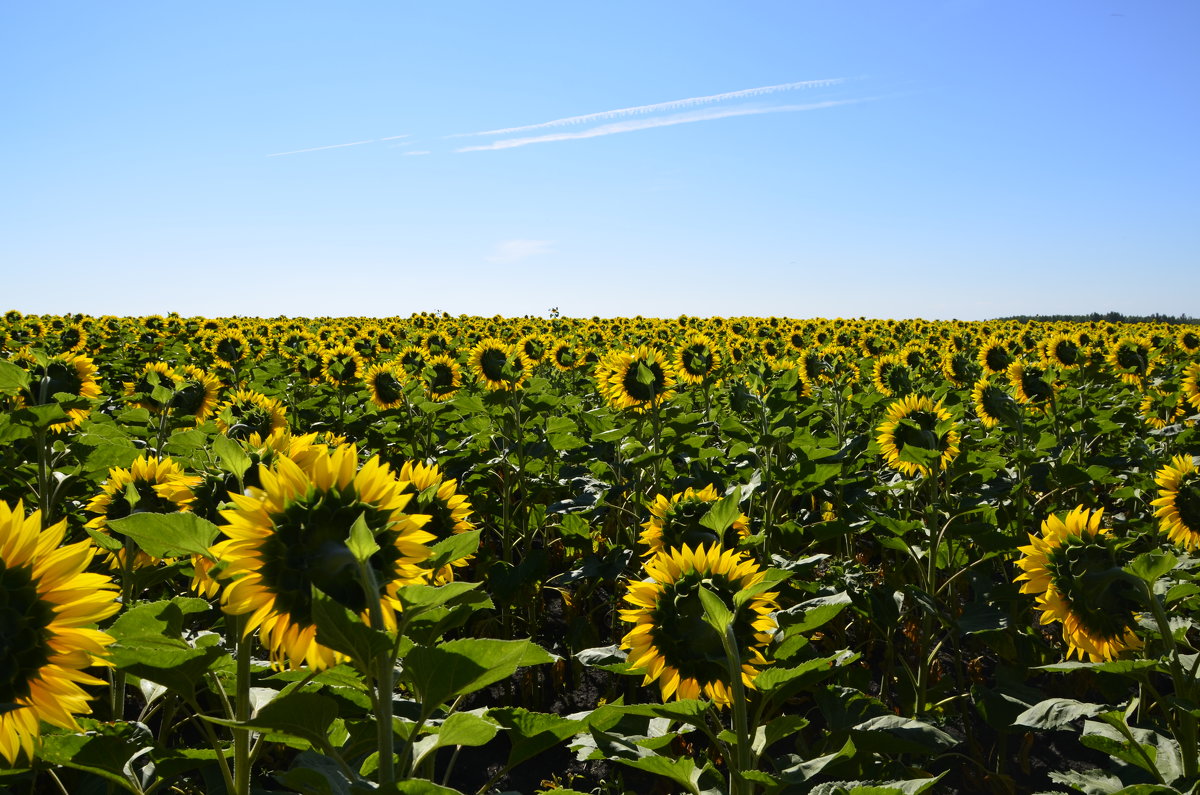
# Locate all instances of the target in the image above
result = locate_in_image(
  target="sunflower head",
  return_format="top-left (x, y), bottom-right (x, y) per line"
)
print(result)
top-left (941, 350), bottom-right (980, 387)
top-left (971, 377), bottom-right (1021, 429)
top-left (1152, 455), bottom-right (1200, 551)
top-left (876, 395), bottom-right (960, 477)
top-left (124, 361), bottom-right (183, 412)
top-left (212, 444), bottom-right (436, 670)
top-left (215, 389), bottom-right (288, 441)
top-left (469, 339), bottom-right (529, 391)
top-left (423, 354), bottom-right (463, 402)
top-left (364, 363), bottom-right (407, 410)
top-left (170, 365), bottom-right (222, 422)
top-left (1045, 333), bottom-right (1081, 369)
top-left (872, 354), bottom-right (912, 398)
top-left (978, 339), bottom-right (1012, 375)
top-left (18, 352), bottom-right (101, 431)
top-left (321, 344), bottom-right (366, 387)
top-left (674, 334), bottom-right (720, 385)
top-left (1008, 361), bottom-right (1055, 409)
top-left (1107, 337), bottom-right (1154, 386)
top-left (601, 346), bottom-right (676, 412)
top-left (398, 460), bottom-right (477, 583)
top-left (619, 544), bottom-right (778, 708)
top-left (640, 485), bottom-right (750, 557)
top-left (1015, 506), bottom-right (1143, 662)
top-left (0, 500), bottom-right (119, 763)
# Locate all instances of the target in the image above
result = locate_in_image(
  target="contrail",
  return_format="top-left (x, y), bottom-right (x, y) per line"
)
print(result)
top-left (450, 78), bottom-right (847, 138)
top-left (266, 139), bottom-right (377, 157)
top-left (457, 98), bottom-right (868, 153)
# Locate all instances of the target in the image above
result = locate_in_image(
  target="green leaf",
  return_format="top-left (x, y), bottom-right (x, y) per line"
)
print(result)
top-left (0, 359), bottom-right (30, 395)
top-left (1127, 551), bottom-right (1178, 583)
top-left (849, 715), bottom-right (957, 755)
top-left (776, 592), bottom-right (852, 632)
top-left (699, 494), bottom-right (742, 534)
top-left (404, 638), bottom-right (554, 720)
top-left (206, 691), bottom-right (339, 749)
top-left (38, 729), bottom-right (142, 793)
top-left (489, 707), bottom-right (586, 771)
top-left (347, 512), bottom-right (380, 563)
top-left (1037, 659), bottom-right (1160, 675)
top-left (106, 512), bottom-right (222, 559)
top-left (755, 652), bottom-right (859, 702)
top-left (84, 526), bottom-right (125, 552)
top-left (311, 589), bottom-right (393, 665)
top-left (279, 751), bottom-right (352, 795)
top-left (391, 780), bottom-right (466, 794)
top-left (698, 585), bottom-right (734, 636)
top-left (615, 755), bottom-right (704, 795)
top-left (1013, 698), bottom-right (1108, 730)
top-left (212, 432), bottom-right (252, 481)
top-left (395, 580), bottom-right (486, 615)
top-left (733, 568), bottom-right (791, 609)
top-left (433, 710), bottom-right (501, 748)
top-left (424, 529), bottom-right (481, 571)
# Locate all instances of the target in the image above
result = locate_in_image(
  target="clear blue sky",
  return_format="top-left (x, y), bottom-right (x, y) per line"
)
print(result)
top-left (2, 1), bottom-right (1196, 320)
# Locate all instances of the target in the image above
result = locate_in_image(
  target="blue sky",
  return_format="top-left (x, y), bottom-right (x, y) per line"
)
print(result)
top-left (2, 1), bottom-right (1196, 320)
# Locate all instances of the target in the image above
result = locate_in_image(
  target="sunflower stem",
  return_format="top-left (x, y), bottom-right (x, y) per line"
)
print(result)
top-left (1141, 578), bottom-right (1199, 780)
top-left (233, 616), bottom-right (253, 795)
top-left (358, 560), bottom-right (396, 789)
top-left (721, 621), bottom-right (754, 795)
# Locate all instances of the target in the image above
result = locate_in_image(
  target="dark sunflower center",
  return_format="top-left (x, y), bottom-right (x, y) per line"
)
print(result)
top-left (414, 493), bottom-right (460, 543)
top-left (1019, 368), bottom-right (1053, 403)
top-left (1047, 536), bottom-right (1141, 641)
top-left (1175, 474), bottom-right (1200, 531)
top-left (171, 382), bottom-right (209, 415)
top-left (1116, 346), bottom-right (1147, 373)
top-left (227, 407), bottom-right (274, 441)
top-left (0, 561), bottom-right (56, 703)
top-left (1054, 340), bottom-right (1079, 365)
top-left (1182, 332), bottom-right (1200, 351)
top-left (426, 364), bottom-right (457, 395)
top-left (894, 410), bottom-right (942, 453)
top-left (106, 482), bottom-right (182, 521)
top-left (372, 372), bottom-right (404, 405)
top-left (658, 500), bottom-right (723, 551)
top-left (648, 571), bottom-right (756, 686)
top-left (621, 360), bottom-right (666, 402)
top-left (478, 348), bottom-right (508, 381)
top-left (522, 339), bottom-right (546, 361)
top-left (258, 492), bottom-right (404, 624)
top-left (985, 347), bottom-right (1010, 372)
top-left (948, 353), bottom-right (975, 383)
top-left (682, 346), bottom-right (714, 377)
top-left (32, 361), bottom-right (84, 403)
top-left (325, 355), bottom-right (359, 384)
top-left (216, 338), bottom-right (245, 363)
top-left (883, 364), bottom-right (912, 396)
top-left (553, 346), bottom-right (578, 368)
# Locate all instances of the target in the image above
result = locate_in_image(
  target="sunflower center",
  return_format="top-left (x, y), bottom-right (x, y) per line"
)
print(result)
top-left (426, 364), bottom-right (457, 395)
top-left (1175, 474), bottom-right (1200, 531)
top-left (658, 500), bottom-right (723, 551)
top-left (985, 347), bottom-right (1010, 372)
top-left (32, 361), bottom-right (84, 403)
top-left (682, 347), bottom-right (714, 377)
top-left (1047, 537), bottom-right (1141, 641)
top-left (106, 482), bottom-right (183, 520)
top-left (227, 407), bottom-right (273, 441)
top-left (258, 493), bottom-right (404, 625)
top-left (171, 382), bottom-right (208, 415)
top-left (372, 372), bottom-right (404, 405)
top-left (1116, 346), bottom-right (1147, 373)
top-left (414, 493), bottom-right (460, 543)
top-left (0, 561), bottom-right (55, 703)
top-left (1054, 340), bottom-right (1079, 365)
top-left (622, 360), bottom-right (666, 402)
top-left (894, 410), bottom-right (942, 453)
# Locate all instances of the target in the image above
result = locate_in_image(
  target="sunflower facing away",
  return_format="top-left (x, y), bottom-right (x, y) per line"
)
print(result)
top-left (1152, 455), bottom-right (1200, 551)
top-left (18, 352), bottom-right (101, 431)
top-left (211, 444), bottom-right (435, 670)
top-left (398, 460), bottom-right (477, 583)
top-left (1015, 506), bottom-right (1143, 662)
top-left (0, 500), bottom-right (119, 764)
top-left (600, 346), bottom-right (676, 412)
top-left (640, 485), bottom-right (750, 557)
top-left (674, 334), bottom-right (721, 386)
top-left (171, 364), bottom-right (222, 422)
top-left (123, 361), bottom-right (183, 413)
top-left (971, 377), bottom-right (1019, 430)
top-left (876, 394), bottom-right (960, 478)
top-left (619, 544), bottom-right (778, 708)
top-left (364, 362), bottom-right (407, 410)
top-left (215, 389), bottom-right (288, 441)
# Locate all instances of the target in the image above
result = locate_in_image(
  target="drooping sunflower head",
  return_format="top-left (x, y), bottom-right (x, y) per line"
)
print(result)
top-left (601, 346), bottom-right (676, 412)
top-left (1152, 455), bottom-right (1200, 551)
top-left (364, 362), bottom-right (407, 410)
top-left (640, 485), bottom-right (750, 557)
top-left (18, 352), bottom-right (101, 431)
top-left (123, 362), bottom-right (183, 413)
top-left (619, 544), bottom-right (778, 708)
top-left (971, 377), bottom-right (1020, 429)
top-left (0, 500), bottom-right (120, 764)
top-left (215, 389), bottom-right (288, 441)
top-left (422, 354), bottom-right (463, 402)
top-left (876, 394), bottom-right (960, 478)
top-left (398, 460), bottom-right (477, 583)
top-left (1015, 506), bottom-right (1143, 662)
top-left (212, 444), bottom-right (435, 670)
top-left (674, 334), bottom-right (721, 386)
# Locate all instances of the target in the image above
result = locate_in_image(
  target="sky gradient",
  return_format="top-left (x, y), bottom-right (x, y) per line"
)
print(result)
top-left (2, 1), bottom-right (1197, 320)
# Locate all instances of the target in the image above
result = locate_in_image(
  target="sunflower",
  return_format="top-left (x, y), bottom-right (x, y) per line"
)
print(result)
top-left (1044, 333), bottom-right (1081, 370)
top-left (872, 354), bottom-right (913, 397)
top-left (978, 338), bottom-right (1012, 375)
top-left (1152, 455), bottom-right (1200, 551)
top-left (1107, 337), bottom-right (1154, 387)
top-left (971, 377), bottom-right (1019, 429)
top-left (876, 395), bottom-right (960, 477)
top-left (1015, 506), bottom-right (1143, 661)
top-left (215, 389), bottom-right (288, 441)
top-left (640, 485), bottom-right (750, 557)
top-left (423, 355), bottom-right (463, 402)
top-left (548, 339), bottom-right (582, 372)
top-left (0, 501), bottom-right (120, 764)
top-left (396, 345), bottom-right (427, 379)
top-left (1007, 361), bottom-right (1055, 410)
top-left (600, 346), bottom-right (676, 412)
top-left (171, 364), bottom-right (222, 422)
top-left (468, 338), bottom-right (528, 391)
top-left (398, 460), bottom-right (477, 583)
top-left (17, 352), bottom-right (101, 431)
top-left (206, 329), bottom-right (249, 369)
top-left (85, 455), bottom-right (200, 570)
top-left (364, 362), bottom-right (407, 410)
top-left (940, 349), bottom-right (980, 388)
top-left (673, 334), bottom-right (721, 386)
top-left (1176, 329), bottom-right (1200, 355)
top-left (211, 444), bottom-right (435, 670)
top-left (1139, 386), bottom-right (1191, 430)
top-left (123, 361), bottom-right (183, 412)
top-left (1183, 362), bottom-right (1200, 412)
top-left (619, 544), bottom-right (778, 708)
top-left (321, 343), bottom-right (366, 387)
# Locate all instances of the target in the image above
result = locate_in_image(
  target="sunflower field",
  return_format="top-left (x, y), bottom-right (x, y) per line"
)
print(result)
top-left (2, 311), bottom-right (1200, 795)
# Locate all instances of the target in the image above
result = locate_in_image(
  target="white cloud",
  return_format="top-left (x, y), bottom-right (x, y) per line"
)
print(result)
top-left (486, 239), bottom-right (555, 263)
top-left (457, 98), bottom-right (870, 152)
top-left (451, 78), bottom-right (847, 138)
top-left (402, 150), bottom-right (431, 156)
top-left (266, 139), bottom-right (376, 157)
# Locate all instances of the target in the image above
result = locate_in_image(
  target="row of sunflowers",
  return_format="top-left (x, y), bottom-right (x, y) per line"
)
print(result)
top-left (0, 311), bottom-right (1198, 794)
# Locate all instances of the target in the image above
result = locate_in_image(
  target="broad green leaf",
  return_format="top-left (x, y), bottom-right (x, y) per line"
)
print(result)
top-left (488, 707), bottom-right (586, 771)
top-left (698, 585), bottom-right (734, 635)
top-left (106, 512), bottom-right (222, 559)
top-left (392, 780), bottom-right (466, 794)
top-left (0, 359), bottom-right (30, 395)
top-left (424, 529), bottom-right (482, 571)
top-left (404, 638), bottom-right (553, 720)
top-left (756, 652), bottom-right (859, 702)
top-left (1037, 659), bottom-right (1159, 675)
top-left (699, 494), bottom-right (743, 534)
top-left (395, 581), bottom-right (486, 614)
top-left (615, 755), bottom-right (704, 795)
top-left (733, 567), bottom-right (791, 609)
top-left (311, 589), bottom-right (393, 665)
top-left (849, 715), bottom-right (957, 755)
top-left (1127, 551), bottom-right (1178, 583)
top-left (347, 512), bottom-right (380, 563)
top-left (1013, 698), bottom-right (1107, 730)
top-left (776, 592), bottom-right (852, 633)
top-left (206, 691), bottom-right (339, 749)
top-left (212, 432), bottom-right (252, 481)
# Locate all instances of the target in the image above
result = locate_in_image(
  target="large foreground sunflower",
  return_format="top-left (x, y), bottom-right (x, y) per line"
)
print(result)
top-left (1015, 506), bottom-right (1143, 662)
top-left (211, 444), bottom-right (435, 670)
top-left (619, 544), bottom-right (778, 708)
top-left (0, 500), bottom-right (119, 763)
top-left (1152, 455), bottom-right (1200, 551)
top-left (876, 395), bottom-right (960, 477)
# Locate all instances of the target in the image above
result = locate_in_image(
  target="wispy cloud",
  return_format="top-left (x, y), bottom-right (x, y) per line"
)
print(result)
top-left (266, 139), bottom-right (377, 157)
top-left (403, 150), bottom-right (431, 156)
top-left (451, 78), bottom-right (847, 138)
top-left (486, 239), bottom-right (555, 264)
top-left (457, 98), bottom-right (869, 153)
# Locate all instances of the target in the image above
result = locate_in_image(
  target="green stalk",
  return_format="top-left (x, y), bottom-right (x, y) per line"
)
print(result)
top-left (1141, 579), bottom-right (1199, 780)
top-left (721, 622), bottom-right (753, 795)
top-left (233, 616), bottom-right (253, 795)
top-left (357, 561), bottom-right (395, 789)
